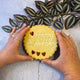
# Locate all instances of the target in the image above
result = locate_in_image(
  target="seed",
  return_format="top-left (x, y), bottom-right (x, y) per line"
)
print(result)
top-left (2, 26), bottom-right (12, 33)
top-left (40, 5), bottom-right (48, 14)
top-left (36, 11), bottom-right (42, 16)
top-left (54, 21), bottom-right (63, 29)
top-left (57, 17), bottom-right (63, 23)
top-left (75, 0), bottom-right (80, 4)
top-left (51, 8), bottom-right (57, 16)
top-left (70, 0), bottom-right (77, 11)
top-left (73, 4), bottom-right (80, 12)
top-left (71, 0), bottom-right (77, 7)
top-left (9, 18), bottom-right (18, 27)
top-left (24, 7), bottom-right (36, 17)
top-left (29, 20), bottom-right (35, 27)
top-left (63, 3), bottom-right (70, 14)
top-left (30, 16), bottom-right (36, 19)
top-left (37, 18), bottom-right (43, 25)
top-left (65, 15), bottom-right (76, 29)
top-left (45, 1), bottom-right (54, 9)
top-left (56, 4), bottom-right (63, 12)
top-left (51, 8), bottom-right (54, 15)
top-left (47, 16), bottom-right (53, 21)
top-left (35, 1), bottom-right (45, 9)
top-left (43, 17), bottom-right (50, 25)
top-left (14, 14), bottom-right (28, 22)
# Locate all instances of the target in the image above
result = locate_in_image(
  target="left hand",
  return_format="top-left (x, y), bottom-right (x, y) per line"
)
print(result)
top-left (0, 24), bottom-right (33, 68)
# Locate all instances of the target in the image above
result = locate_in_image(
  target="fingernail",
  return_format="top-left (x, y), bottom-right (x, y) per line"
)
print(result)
top-left (27, 26), bottom-right (30, 28)
top-left (23, 23), bottom-right (26, 26)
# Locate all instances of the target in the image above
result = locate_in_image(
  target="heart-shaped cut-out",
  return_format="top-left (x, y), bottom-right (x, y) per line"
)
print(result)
top-left (42, 52), bottom-right (46, 56)
top-left (30, 32), bottom-right (34, 36)
top-left (32, 50), bottom-right (35, 54)
top-left (37, 52), bottom-right (40, 56)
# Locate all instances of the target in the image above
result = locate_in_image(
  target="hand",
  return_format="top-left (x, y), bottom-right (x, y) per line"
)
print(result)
top-left (0, 24), bottom-right (33, 68)
top-left (42, 31), bottom-right (80, 76)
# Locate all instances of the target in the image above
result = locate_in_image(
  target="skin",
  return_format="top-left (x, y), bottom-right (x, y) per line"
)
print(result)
top-left (42, 31), bottom-right (80, 80)
top-left (0, 24), bottom-right (33, 68)
top-left (0, 24), bottom-right (80, 80)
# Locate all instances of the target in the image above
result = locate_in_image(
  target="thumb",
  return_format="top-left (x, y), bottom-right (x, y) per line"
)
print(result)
top-left (42, 59), bottom-right (58, 69)
top-left (17, 55), bottom-right (33, 61)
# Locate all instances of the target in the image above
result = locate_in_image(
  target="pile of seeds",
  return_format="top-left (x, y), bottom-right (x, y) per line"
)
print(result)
top-left (2, 0), bottom-right (80, 33)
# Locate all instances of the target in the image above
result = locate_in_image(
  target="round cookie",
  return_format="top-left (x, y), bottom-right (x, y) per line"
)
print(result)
top-left (23, 25), bottom-right (58, 60)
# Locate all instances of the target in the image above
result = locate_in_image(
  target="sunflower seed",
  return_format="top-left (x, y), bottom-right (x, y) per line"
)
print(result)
top-left (70, 0), bottom-right (77, 11)
top-left (75, 0), bottom-right (80, 4)
top-left (47, 16), bottom-right (53, 21)
top-left (40, 5), bottom-right (48, 14)
top-left (56, 4), bottom-right (63, 12)
top-left (36, 11), bottom-right (43, 16)
top-left (37, 18), bottom-right (43, 25)
top-left (63, 3), bottom-right (70, 14)
top-left (14, 14), bottom-right (28, 22)
top-left (65, 15), bottom-right (76, 29)
top-left (45, 1), bottom-right (54, 9)
top-left (54, 21), bottom-right (63, 29)
top-left (57, 17), bottom-right (63, 23)
top-left (51, 8), bottom-right (57, 16)
top-left (9, 18), bottom-right (18, 27)
top-left (24, 7), bottom-right (36, 17)
top-left (51, 8), bottom-right (54, 15)
top-left (29, 21), bottom-right (35, 27)
top-left (35, 1), bottom-right (45, 9)
top-left (71, 0), bottom-right (77, 7)
top-left (43, 17), bottom-right (50, 25)
top-left (2, 26), bottom-right (12, 33)
top-left (73, 4), bottom-right (80, 12)
top-left (29, 16), bottom-right (36, 19)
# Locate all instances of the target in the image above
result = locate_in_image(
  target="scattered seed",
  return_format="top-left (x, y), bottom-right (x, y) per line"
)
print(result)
top-left (2, 26), bottom-right (12, 33)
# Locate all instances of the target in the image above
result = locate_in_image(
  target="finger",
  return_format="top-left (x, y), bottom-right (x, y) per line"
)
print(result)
top-left (11, 27), bottom-right (16, 34)
top-left (61, 31), bottom-right (69, 40)
top-left (55, 30), bottom-right (65, 49)
top-left (16, 24), bottom-right (27, 33)
top-left (17, 55), bottom-right (33, 61)
top-left (42, 59), bottom-right (57, 68)
top-left (18, 26), bottom-right (30, 39)
top-left (61, 31), bottom-right (71, 45)
top-left (68, 36), bottom-right (76, 49)
top-left (9, 27), bottom-right (16, 39)
top-left (68, 36), bottom-right (74, 44)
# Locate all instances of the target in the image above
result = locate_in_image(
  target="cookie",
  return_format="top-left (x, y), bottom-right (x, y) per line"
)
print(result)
top-left (23, 25), bottom-right (58, 60)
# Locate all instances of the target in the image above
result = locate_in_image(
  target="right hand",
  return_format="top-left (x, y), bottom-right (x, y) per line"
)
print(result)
top-left (42, 31), bottom-right (80, 76)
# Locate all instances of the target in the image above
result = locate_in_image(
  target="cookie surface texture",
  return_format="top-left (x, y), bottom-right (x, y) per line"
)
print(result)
top-left (23, 25), bottom-right (57, 60)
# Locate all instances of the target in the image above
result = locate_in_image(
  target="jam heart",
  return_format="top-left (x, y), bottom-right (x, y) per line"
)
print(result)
top-left (32, 50), bottom-right (35, 54)
top-left (37, 52), bottom-right (40, 56)
top-left (30, 32), bottom-right (34, 36)
top-left (42, 52), bottom-right (46, 56)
